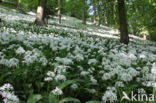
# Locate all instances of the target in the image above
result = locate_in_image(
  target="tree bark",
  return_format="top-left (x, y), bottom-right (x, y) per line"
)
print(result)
top-left (58, 0), bottom-right (61, 24)
top-left (93, 0), bottom-right (96, 25)
top-left (117, 0), bottom-right (129, 45)
top-left (82, 9), bottom-right (86, 24)
top-left (0, 0), bottom-right (2, 3)
top-left (97, 0), bottom-right (101, 26)
top-left (35, 0), bottom-right (47, 26)
top-left (82, 0), bottom-right (86, 24)
top-left (103, 0), bottom-right (108, 26)
top-left (114, 0), bottom-right (117, 25)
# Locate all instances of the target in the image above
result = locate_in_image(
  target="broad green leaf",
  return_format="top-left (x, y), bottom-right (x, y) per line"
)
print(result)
top-left (86, 101), bottom-right (101, 103)
top-left (59, 97), bottom-right (80, 103)
top-left (27, 94), bottom-right (42, 103)
top-left (58, 79), bottom-right (79, 89)
top-left (49, 93), bottom-right (59, 103)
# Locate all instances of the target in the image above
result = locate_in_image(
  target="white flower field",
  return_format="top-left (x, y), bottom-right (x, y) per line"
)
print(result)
top-left (0, 4), bottom-right (156, 103)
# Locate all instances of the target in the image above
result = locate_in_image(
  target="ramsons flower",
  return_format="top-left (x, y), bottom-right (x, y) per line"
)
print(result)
top-left (52, 87), bottom-right (63, 95)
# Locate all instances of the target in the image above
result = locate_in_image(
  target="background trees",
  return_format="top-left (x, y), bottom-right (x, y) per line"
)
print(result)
top-left (117, 0), bottom-right (129, 44)
top-left (1, 0), bottom-right (155, 42)
top-left (35, 0), bottom-right (47, 26)
top-left (58, 0), bottom-right (61, 24)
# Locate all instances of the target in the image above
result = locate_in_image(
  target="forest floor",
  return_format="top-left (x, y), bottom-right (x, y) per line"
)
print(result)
top-left (0, 4), bottom-right (156, 103)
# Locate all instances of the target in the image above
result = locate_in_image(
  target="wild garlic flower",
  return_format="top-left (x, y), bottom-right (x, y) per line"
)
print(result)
top-left (80, 71), bottom-right (89, 77)
top-left (119, 73), bottom-right (133, 82)
top-left (55, 57), bottom-right (73, 65)
top-left (15, 47), bottom-right (25, 55)
top-left (55, 74), bottom-right (66, 82)
top-left (88, 59), bottom-right (97, 65)
top-left (52, 87), bottom-right (63, 95)
top-left (0, 83), bottom-right (19, 103)
top-left (102, 90), bottom-right (117, 103)
top-left (39, 56), bottom-right (48, 66)
top-left (70, 84), bottom-right (78, 90)
top-left (137, 88), bottom-right (146, 94)
top-left (151, 63), bottom-right (156, 75)
top-left (90, 75), bottom-right (97, 83)
top-left (115, 81), bottom-right (124, 87)
top-left (8, 58), bottom-right (19, 67)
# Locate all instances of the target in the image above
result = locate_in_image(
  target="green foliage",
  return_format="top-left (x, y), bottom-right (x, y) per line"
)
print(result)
top-left (59, 97), bottom-right (81, 103)
top-left (27, 94), bottom-right (42, 103)
top-left (86, 101), bottom-right (101, 103)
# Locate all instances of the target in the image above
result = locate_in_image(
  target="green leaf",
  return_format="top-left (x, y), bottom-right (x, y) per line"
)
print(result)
top-left (58, 79), bottom-right (79, 89)
top-left (27, 94), bottom-right (42, 103)
top-left (84, 82), bottom-right (98, 87)
top-left (49, 93), bottom-right (59, 103)
top-left (59, 97), bottom-right (80, 103)
top-left (85, 101), bottom-right (101, 103)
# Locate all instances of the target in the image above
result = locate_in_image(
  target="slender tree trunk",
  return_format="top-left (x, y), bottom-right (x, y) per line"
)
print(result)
top-left (35, 0), bottom-right (47, 26)
top-left (82, 0), bottom-right (86, 24)
top-left (97, 0), bottom-right (101, 26)
top-left (58, 0), bottom-right (61, 24)
top-left (93, 0), bottom-right (96, 25)
top-left (117, 0), bottom-right (129, 44)
top-left (103, 0), bottom-right (108, 26)
top-left (0, 0), bottom-right (1, 22)
top-left (82, 9), bottom-right (86, 24)
top-left (113, 0), bottom-right (117, 25)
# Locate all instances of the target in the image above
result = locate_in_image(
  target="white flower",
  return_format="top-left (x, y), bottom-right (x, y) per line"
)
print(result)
top-left (52, 87), bottom-right (63, 95)
top-left (151, 63), bottom-right (156, 75)
top-left (90, 76), bottom-right (97, 83)
top-left (55, 57), bottom-right (73, 65)
top-left (70, 84), bottom-right (78, 89)
top-left (115, 82), bottom-right (124, 87)
top-left (137, 88), bottom-right (146, 94)
top-left (129, 53), bottom-right (137, 60)
top-left (102, 90), bottom-right (117, 103)
top-left (127, 67), bottom-right (139, 77)
top-left (88, 59), bottom-right (97, 65)
top-left (102, 73), bottom-right (112, 80)
top-left (139, 54), bottom-right (146, 59)
top-left (44, 77), bottom-right (53, 81)
top-left (39, 57), bottom-right (48, 66)
top-left (80, 71), bottom-right (89, 77)
top-left (75, 54), bottom-right (84, 61)
top-left (47, 71), bottom-right (55, 77)
top-left (0, 83), bottom-right (13, 91)
top-left (119, 73), bottom-right (133, 82)
top-left (8, 58), bottom-right (19, 67)
top-left (55, 74), bottom-right (66, 82)
top-left (15, 47), bottom-right (25, 55)
top-left (0, 83), bottom-right (19, 103)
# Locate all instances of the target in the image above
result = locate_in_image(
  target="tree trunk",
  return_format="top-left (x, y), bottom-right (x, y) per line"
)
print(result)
top-left (0, 0), bottom-right (2, 3)
top-left (82, 9), bottom-right (86, 24)
top-left (117, 0), bottom-right (129, 45)
top-left (93, 0), bottom-right (96, 25)
top-left (97, 0), bottom-right (101, 26)
top-left (113, 0), bottom-right (117, 25)
top-left (103, 0), bottom-right (108, 26)
top-left (58, 0), bottom-right (61, 24)
top-left (82, 0), bottom-right (86, 24)
top-left (35, 0), bottom-right (47, 26)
